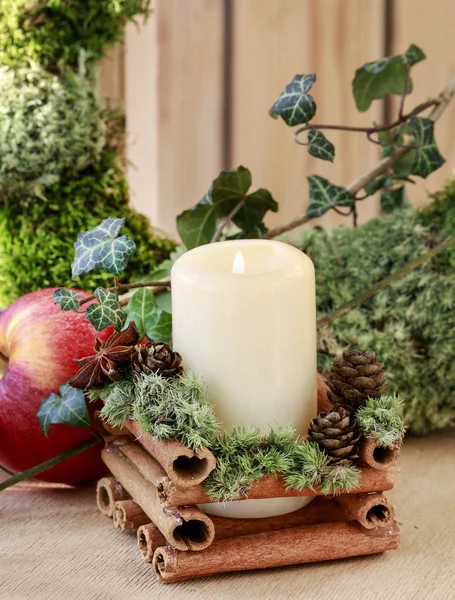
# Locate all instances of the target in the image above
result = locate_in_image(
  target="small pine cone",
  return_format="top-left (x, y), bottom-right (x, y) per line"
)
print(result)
top-left (132, 342), bottom-right (183, 379)
top-left (327, 349), bottom-right (387, 412)
top-left (308, 407), bottom-right (360, 464)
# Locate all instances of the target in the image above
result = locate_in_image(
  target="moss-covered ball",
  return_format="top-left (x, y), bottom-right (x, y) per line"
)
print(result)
top-left (301, 180), bottom-right (455, 435)
top-left (0, 149), bottom-right (175, 307)
top-left (0, 0), bottom-right (150, 69)
top-left (0, 65), bottom-right (110, 196)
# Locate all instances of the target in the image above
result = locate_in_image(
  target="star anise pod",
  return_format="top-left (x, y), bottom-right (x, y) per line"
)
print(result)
top-left (68, 321), bottom-right (140, 391)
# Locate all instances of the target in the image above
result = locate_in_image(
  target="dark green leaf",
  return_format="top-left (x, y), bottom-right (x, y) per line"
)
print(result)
top-left (352, 44), bottom-right (425, 111)
top-left (177, 167), bottom-right (251, 249)
top-left (406, 116), bottom-right (445, 178)
top-left (71, 217), bottom-right (136, 278)
top-left (364, 176), bottom-right (393, 196)
top-left (307, 176), bottom-right (354, 217)
top-left (37, 384), bottom-right (90, 437)
top-left (227, 223), bottom-right (268, 240)
top-left (53, 288), bottom-right (81, 311)
top-left (269, 74), bottom-right (316, 126)
top-left (126, 288), bottom-right (160, 338)
top-left (85, 287), bottom-right (126, 331)
top-left (380, 186), bottom-right (408, 213)
top-left (307, 130), bottom-right (335, 162)
top-left (233, 189), bottom-right (278, 231)
top-left (177, 167), bottom-right (277, 249)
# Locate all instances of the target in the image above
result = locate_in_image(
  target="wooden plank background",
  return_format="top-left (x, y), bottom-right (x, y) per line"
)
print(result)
top-left (100, 0), bottom-right (455, 239)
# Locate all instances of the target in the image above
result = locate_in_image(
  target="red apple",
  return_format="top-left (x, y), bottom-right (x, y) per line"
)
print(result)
top-left (0, 288), bottom-right (112, 483)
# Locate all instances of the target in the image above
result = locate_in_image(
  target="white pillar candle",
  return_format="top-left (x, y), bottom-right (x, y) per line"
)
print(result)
top-left (171, 240), bottom-right (317, 518)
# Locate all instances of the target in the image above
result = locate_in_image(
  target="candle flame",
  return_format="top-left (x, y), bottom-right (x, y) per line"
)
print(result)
top-left (232, 251), bottom-right (245, 274)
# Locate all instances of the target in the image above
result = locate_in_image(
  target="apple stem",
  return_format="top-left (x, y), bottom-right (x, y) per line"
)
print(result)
top-left (0, 437), bottom-right (101, 492)
top-left (0, 350), bottom-right (8, 365)
top-left (0, 464), bottom-right (14, 476)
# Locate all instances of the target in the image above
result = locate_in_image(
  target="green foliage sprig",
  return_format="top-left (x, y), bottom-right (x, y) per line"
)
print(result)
top-left (177, 44), bottom-right (450, 243)
top-left (96, 371), bottom-right (219, 451)
top-left (357, 395), bottom-right (406, 447)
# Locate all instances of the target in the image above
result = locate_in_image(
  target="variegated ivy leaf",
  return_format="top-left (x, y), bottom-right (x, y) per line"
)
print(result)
top-left (307, 130), bottom-right (335, 162)
top-left (406, 116), bottom-right (445, 178)
top-left (353, 44), bottom-right (425, 112)
top-left (53, 288), bottom-right (81, 311)
top-left (306, 175), bottom-right (354, 218)
top-left (126, 288), bottom-right (172, 344)
top-left (71, 217), bottom-right (136, 278)
top-left (37, 384), bottom-right (90, 437)
top-left (85, 287), bottom-right (127, 331)
top-left (269, 74), bottom-right (316, 126)
top-left (146, 310), bottom-right (173, 345)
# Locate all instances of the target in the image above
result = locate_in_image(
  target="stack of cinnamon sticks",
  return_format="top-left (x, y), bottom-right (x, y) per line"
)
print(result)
top-left (95, 416), bottom-right (401, 584)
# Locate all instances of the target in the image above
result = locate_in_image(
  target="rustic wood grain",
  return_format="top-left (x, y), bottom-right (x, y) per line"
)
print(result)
top-left (231, 0), bottom-right (385, 239)
top-left (124, 1), bottom-right (225, 237)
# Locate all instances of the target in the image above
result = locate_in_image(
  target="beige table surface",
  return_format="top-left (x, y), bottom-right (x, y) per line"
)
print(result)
top-left (1, 431), bottom-right (454, 600)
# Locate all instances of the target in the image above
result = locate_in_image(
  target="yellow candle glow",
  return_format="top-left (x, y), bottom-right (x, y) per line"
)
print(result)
top-left (171, 240), bottom-right (317, 518)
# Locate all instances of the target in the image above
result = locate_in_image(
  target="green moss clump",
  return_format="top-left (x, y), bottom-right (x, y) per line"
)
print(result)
top-left (0, 0), bottom-right (151, 70)
top-left (0, 149), bottom-right (175, 307)
top-left (0, 65), bottom-right (109, 196)
top-left (300, 182), bottom-right (455, 434)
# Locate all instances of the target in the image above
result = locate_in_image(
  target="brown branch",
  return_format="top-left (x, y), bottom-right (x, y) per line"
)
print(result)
top-left (317, 236), bottom-right (455, 328)
top-left (78, 280), bottom-right (171, 308)
top-left (267, 74), bottom-right (455, 240)
top-left (293, 99), bottom-right (436, 144)
top-left (398, 69), bottom-right (410, 119)
top-left (211, 197), bottom-right (247, 243)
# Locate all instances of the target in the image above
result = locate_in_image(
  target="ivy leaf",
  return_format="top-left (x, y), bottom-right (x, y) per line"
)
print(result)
top-left (380, 186), bottom-right (408, 213)
top-left (307, 176), bottom-right (354, 218)
top-left (155, 291), bottom-right (172, 314)
top-left (71, 217), bottom-right (136, 278)
top-left (176, 167), bottom-right (277, 249)
top-left (365, 175), bottom-right (393, 196)
top-left (125, 288), bottom-right (159, 337)
top-left (53, 288), bottom-right (81, 311)
top-left (307, 130), bottom-right (335, 162)
top-left (227, 223), bottom-right (268, 240)
top-left (406, 116), bottom-right (445, 178)
top-left (37, 384), bottom-right (90, 437)
top-left (269, 74), bottom-right (317, 126)
top-left (353, 44), bottom-right (425, 111)
top-left (85, 287), bottom-right (126, 331)
top-left (233, 189), bottom-right (278, 232)
top-left (146, 310), bottom-right (173, 345)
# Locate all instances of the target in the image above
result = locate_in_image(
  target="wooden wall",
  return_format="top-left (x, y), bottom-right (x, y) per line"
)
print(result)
top-left (100, 0), bottom-right (455, 238)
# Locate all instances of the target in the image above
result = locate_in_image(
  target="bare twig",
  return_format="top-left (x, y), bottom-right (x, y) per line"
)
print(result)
top-left (293, 99), bottom-right (435, 144)
top-left (78, 280), bottom-right (171, 308)
top-left (210, 197), bottom-right (247, 243)
top-left (0, 438), bottom-right (101, 492)
top-left (317, 236), bottom-right (455, 328)
top-left (398, 69), bottom-right (410, 119)
top-left (0, 465), bottom-right (14, 476)
top-left (266, 73), bottom-right (455, 240)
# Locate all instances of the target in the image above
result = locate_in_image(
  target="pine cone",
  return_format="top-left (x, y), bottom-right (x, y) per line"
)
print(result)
top-left (327, 349), bottom-right (387, 412)
top-left (132, 342), bottom-right (183, 378)
top-left (308, 408), bottom-right (360, 464)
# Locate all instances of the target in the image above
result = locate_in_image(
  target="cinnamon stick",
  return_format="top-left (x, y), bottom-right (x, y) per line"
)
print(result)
top-left (96, 477), bottom-right (130, 518)
top-left (138, 523), bottom-right (167, 563)
top-left (160, 467), bottom-right (397, 508)
top-left (101, 447), bottom-right (215, 551)
top-left (360, 438), bottom-right (401, 471)
top-left (335, 493), bottom-right (395, 530)
top-left (113, 499), bottom-right (151, 530)
top-left (124, 419), bottom-right (216, 488)
top-left (153, 520), bottom-right (400, 583)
